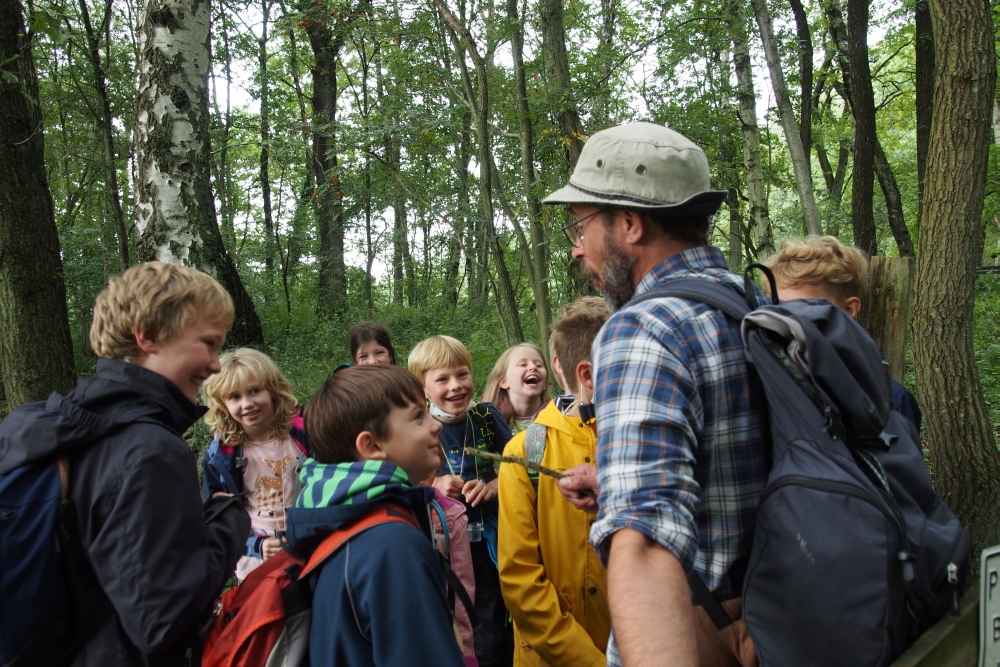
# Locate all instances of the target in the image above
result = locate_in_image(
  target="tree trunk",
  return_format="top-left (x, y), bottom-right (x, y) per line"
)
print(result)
top-left (538, 0), bottom-right (585, 171)
top-left (0, 0), bottom-right (76, 407)
top-left (508, 0), bottom-right (550, 357)
top-left (731, 0), bottom-right (774, 258)
top-left (258, 0), bottom-right (274, 273)
top-left (304, 10), bottom-right (346, 316)
top-left (436, 0), bottom-right (524, 342)
top-left (912, 0), bottom-right (999, 571)
top-left (749, 0), bottom-right (823, 236)
top-left (216, 10), bottom-right (234, 245)
top-left (79, 0), bottom-right (129, 269)
top-left (593, 0), bottom-right (617, 126)
top-left (134, 0), bottom-right (263, 346)
top-left (873, 144), bottom-right (914, 257)
top-left (863, 256), bottom-right (913, 383)
top-left (788, 0), bottom-right (813, 181)
top-left (726, 188), bottom-right (744, 269)
top-left (914, 0), bottom-right (933, 217)
top-left (844, 0), bottom-right (877, 257)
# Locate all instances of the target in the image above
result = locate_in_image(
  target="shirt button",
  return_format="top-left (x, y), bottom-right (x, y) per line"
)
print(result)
top-left (585, 457), bottom-right (591, 463)
top-left (588, 586), bottom-right (598, 595)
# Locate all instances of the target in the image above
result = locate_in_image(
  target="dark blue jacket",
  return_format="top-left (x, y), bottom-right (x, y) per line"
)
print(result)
top-left (891, 379), bottom-right (922, 433)
top-left (285, 486), bottom-right (465, 667)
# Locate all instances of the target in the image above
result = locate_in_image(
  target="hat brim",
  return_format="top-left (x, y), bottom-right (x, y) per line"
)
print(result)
top-left (542, 183), bottom-right (728, 217)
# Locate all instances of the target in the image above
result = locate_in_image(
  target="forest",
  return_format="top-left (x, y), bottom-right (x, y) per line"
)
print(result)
top-left (1, 0), bottom-right (1000, 558)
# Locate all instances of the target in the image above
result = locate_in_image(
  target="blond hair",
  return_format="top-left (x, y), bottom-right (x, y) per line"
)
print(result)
top-left (90, 262), bottom-right (234, 362)
top-left (407, 335), bottom-right (473, 384)
top-left (550, 297), bottom-right (609, 393)
top-left (481, 343), bottom-right (550, 426)
top-left (203, 348), bottom-right (299, 445)
top-left (764, 236), bottom-right (869, 303)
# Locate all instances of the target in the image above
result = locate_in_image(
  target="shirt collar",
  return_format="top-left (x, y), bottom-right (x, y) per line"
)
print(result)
top-left (633, 246), bottom-right (732, 298)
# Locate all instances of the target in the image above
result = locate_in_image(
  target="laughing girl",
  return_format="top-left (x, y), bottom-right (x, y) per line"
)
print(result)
top-left (481, 343), bottom-right (550, 434)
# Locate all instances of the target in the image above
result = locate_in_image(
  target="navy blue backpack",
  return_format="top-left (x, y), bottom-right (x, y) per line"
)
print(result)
top-left (0, 394), bottom-right (120, 667)
top-left (631, 267), bottom-right (970, 667)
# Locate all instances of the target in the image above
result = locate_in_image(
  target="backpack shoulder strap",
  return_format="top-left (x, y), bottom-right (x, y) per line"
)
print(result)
top-left (524, 423), bottom-right (547, 492)
top-left (628, 278), bottom-right (753, 321)
top-left (300, 505), bottom-right (420, 578)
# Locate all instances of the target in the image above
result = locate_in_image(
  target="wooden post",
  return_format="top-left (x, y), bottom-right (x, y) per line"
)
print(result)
top-left (863, 256), bottom-right (915, 383)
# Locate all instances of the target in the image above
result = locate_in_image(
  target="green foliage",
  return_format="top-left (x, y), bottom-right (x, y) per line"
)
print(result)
top-left (975, 275), bottom-right (1000, 439)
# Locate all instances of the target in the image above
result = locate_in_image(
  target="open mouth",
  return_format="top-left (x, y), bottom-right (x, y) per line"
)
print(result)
top-left (524, 374), bottom-right (541, 387)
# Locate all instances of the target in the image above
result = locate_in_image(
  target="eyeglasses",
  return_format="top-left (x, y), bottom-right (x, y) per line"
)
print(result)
top-left (560, 209), bottom-right (604, 248)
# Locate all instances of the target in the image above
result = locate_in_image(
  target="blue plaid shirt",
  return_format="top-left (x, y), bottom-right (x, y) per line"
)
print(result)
top-left (590, 245), bottom-right (768, 606)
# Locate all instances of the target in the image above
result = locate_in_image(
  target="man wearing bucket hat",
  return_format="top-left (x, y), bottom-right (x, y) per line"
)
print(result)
top-left (550, 123), bottom-right (767, 667)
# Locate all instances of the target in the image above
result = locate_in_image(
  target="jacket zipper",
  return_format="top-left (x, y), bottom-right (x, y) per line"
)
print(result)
top-left (761, 475), bottom-right (914, 580)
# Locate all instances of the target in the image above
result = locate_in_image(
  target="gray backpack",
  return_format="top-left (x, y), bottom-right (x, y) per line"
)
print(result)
top-left (631, 269), bottom-right (970, 667)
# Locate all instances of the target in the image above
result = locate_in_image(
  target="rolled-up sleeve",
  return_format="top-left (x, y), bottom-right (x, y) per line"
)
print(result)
top-left (588, 307), bottom-right (704, 571)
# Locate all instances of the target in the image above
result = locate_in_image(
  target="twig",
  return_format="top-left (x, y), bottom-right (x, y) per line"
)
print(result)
top-left (464, 448), bottom-right (597, 498)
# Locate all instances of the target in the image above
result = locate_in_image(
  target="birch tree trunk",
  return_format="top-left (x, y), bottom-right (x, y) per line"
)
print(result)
top-left (134, 0), bottom-right (263, 345)
top-left (0, 0), bottom-right (76, 406)
top-left (912, 0), bottom-right (999, 569)
top-left (731, 0), bottom-right (773, 258)
top-left (749, 0), bottom-right (822, 236)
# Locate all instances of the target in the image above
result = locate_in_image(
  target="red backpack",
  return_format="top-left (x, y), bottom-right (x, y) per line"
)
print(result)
top-left (202, 505), bottom-right (418, 667)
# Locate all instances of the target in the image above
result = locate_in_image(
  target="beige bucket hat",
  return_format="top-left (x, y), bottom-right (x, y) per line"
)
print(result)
top-left (542, 122), bottom-right (727, 216)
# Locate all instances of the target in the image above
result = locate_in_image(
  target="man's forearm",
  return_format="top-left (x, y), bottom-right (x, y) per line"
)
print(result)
top-left (607, 527), bottom-right (696, 666)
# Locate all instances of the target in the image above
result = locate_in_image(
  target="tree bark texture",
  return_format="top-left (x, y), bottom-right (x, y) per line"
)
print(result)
top-left (844, 0), bottom-right (877, 257)
top-left (0, 0), bottom-right (76, 406)
top-left (788, 0), bottom-right (813, 181)
top-left (134, 0), bottom-right (263, 345)
top-left (749, 0), bottom-right (823, 236)
top-left (304, 11), bottom-right (346, 316)
top-left (914, 0), bottom-right (933, 214)
top-left (79, 0), bottom-right (129, 269)
top-left (538, 0), bottom-right (585, 171)
top-left (912, 0), bottom-right (999, 569)
top-left (730, 1), bottom-right (773, 258)
top-left (862, 256), bottom-right (913, 383)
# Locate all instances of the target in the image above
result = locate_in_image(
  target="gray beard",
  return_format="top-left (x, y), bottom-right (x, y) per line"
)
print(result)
top-left (600, 231), bottom-right (638, 312)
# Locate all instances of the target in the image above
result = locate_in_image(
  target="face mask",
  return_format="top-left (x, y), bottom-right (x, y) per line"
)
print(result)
top-left (428, 398), bottom-right (477, 422)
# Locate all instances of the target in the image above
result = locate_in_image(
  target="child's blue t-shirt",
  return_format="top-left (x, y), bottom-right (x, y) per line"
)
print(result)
top-left (436, 401), bottom-right (512, 484)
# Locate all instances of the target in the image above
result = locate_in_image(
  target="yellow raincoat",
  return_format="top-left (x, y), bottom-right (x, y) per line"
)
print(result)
top-left (498, 400), bottom-right (610, 667)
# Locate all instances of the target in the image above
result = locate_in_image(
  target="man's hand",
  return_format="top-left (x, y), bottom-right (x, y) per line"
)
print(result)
top-left (261, 537), bottom-right (282, 560)
top-left (463, 478), bottom-right (498, 507)
top-left (433, 474), bottom-right (464, 499)
top-left (608, 528), bottom-right (697, 666)
top-left (557, 464), bottom-right (599, 513)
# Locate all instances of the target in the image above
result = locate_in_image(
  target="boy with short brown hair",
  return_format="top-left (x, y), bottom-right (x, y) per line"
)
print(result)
top-left (498, 297), bottom-right (612, 667)
top-left (765, 235), bottom-right (922, 430)
top-left (0, 261), bottom-right (250, 666)
top-left (409, 335), bottom-right (515, 667)
top-left (288, 364), bottom-right (465, 667)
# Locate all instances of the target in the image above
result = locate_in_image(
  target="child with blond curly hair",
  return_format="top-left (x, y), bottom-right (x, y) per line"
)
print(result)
top-left (202, 348), bottom-right (307, 580)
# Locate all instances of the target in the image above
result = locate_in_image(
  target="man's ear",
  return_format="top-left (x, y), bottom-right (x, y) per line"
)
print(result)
top-left (576, 361), bottom-right (594, 392)
top-left (355, 431), bottom-right (387, 461)
top-left (620, 209), bottom-right (647, 245)
top-left (842, 296), bottom-right (862, 319)
top-left (133, 324), bottom-right (158, 356)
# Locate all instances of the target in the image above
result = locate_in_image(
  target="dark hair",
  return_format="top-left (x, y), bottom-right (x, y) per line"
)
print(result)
top-left (349, 321), bottom-right (397, 365)
top-left (305, 365), bottom-right (425, 463)
top-left (601, 209), bottom-right (710, 246)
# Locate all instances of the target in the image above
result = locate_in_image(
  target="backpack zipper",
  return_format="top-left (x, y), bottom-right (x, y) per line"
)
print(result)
top-left (761, 475), bottom-right (914, 580)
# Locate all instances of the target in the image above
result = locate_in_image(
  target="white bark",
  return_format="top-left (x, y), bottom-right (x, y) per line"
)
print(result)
top-left (994, 98), bottom-right (1000, 145)
top-left (749, 0), bottom-right (823, 236)
top-left (133, 0), bottom-right (212, 267)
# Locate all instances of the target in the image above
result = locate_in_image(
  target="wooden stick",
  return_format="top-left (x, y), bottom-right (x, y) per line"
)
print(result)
top-left (464, 447), bottom-right (597, 499)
